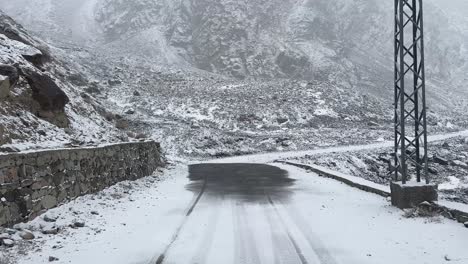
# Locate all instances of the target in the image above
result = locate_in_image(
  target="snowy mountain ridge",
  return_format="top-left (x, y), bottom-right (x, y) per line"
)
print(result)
top-left (1, 0), bottom-right (467, 88)
top-left (0, 1), bottom-right (467, 156)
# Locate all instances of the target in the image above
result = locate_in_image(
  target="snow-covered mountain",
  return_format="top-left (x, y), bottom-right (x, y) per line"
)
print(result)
top-left (1, 0), bottom-right (466, 82)
top-left (0, 0), bottom-right (467, 156)
top-left (0, 10), bottom-right (127, 152)
top-left (1, 0), bottom-right (466, 101)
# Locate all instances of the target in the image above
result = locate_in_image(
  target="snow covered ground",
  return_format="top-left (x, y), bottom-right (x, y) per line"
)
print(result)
top-left (2, 159), bottom-right (468, 264)
top-left (281, 131), bottom-right (468, 204)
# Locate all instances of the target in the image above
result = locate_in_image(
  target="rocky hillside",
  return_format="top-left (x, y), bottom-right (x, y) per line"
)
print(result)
top-left (287, 136), bottom-right (468, 204)
top-left (2, 0), bottom-right (466, 109)
top-left (0, 1), bottom-right (467, 156)
top-left (0, 11), bottom-right (129, 153)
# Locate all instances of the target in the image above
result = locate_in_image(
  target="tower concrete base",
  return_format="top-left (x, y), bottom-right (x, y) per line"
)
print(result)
top-left (390, 182), bottom-right (438, 209)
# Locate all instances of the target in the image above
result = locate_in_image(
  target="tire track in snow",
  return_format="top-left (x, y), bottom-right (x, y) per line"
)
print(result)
top-left (190, 196), bottom-right (224, 264)
top-left (281, 202), bottom-right (338, 264)
top-left (233, 200), bottom-right (261, 264)
top-left (152, 176), bottom-right (208, 264)
top-left (266, 196), bottom-right (309, 264)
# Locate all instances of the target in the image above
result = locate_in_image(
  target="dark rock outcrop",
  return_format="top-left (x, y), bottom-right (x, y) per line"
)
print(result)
top-left (23, 70), bottom-right (69, 111)
top-left (0, 75), bottom-right (10, 99)
top-left (0, 64), bottom-right (19, 86)
top-left (0, 11), bottom-right (50, 63)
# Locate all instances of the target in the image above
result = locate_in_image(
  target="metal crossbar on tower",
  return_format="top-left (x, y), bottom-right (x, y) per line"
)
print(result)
top-left (394, 0), bottom-right (428, 184)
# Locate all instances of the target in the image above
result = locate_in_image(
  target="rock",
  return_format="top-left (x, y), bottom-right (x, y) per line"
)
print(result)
top-left (73, 221), bottom-right (85, 228)
top-left (0, 64), bottom-right (19, 85)
top-left (277, 118), bottom-right (289, 124)
top-left (5, 228), bottom-right (16, 235)
top-left (80, 92), bottom-right (90, 99)
top-left (0, 146), bottom-right (20, 153)
top-left (135, 133), bottom-right (147, 139)
top-left (115, 119), bottom-right (129, 130)
top-left (68, 73), bottom-right (88, 87)
top-left (368, 121), bottom-right (379, 127)
top-left (0, 125), bottom-right (10, 145)
top-left (13, 223), bottom-right (28, 230)
top-left (0, 75), bottom-right (11, 99)
top-left (191, 122), bottom-right (200, 129)
top-left (90, 211), bottom-right (99, 215)
top-left (41, 195), bottom-right (58, 209)
top-left (108, 79), bottom-right (122, 86)
top-left (133, 90), bottom-right (141, 96)
top-left (49, 256), bottom-right (59, 262)
top-left (42, 227), bottom-right (59, 235)
top-left (452, 160), bottom-right (468, 169)
top-left (464, 222), bottom-right (468, 228)
top-left (38, 129), bottom-right (47, 136)
top-left (457, 215), bottom-right (468, 223)
top-left (85, 85), bottom-right (101, 94)
top-left (124, 108), bottom-right (135, 115)
top-left (2, 238), bottom-right (14, 247)
top-left (19, 230), bottom-right (35, 240)
top-left (419, 201), bottom-right (432, 207)
top-left (23, 70), bottom-right (70, 111)
top-left (442, 142), bottom-right (450, 149)
top-left (23, 51), bottom-right (45, 65)
top-left (433, 155), bottom-right (449, 165)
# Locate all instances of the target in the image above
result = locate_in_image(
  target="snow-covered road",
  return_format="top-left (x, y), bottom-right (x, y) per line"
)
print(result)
top-left (13, 162), bottom-right (468, 264)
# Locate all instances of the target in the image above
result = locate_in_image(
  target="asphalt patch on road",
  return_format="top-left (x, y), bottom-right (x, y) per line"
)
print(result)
top-left (186, 163), bottom-right (296, 203)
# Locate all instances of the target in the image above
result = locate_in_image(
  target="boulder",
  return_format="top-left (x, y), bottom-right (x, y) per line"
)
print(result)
top-left (464, 222), bottom-right (468, 228)
top-left (0, 75), bottom-right (10, 99)
top-left (368, 121), bottom-right (379, 127)
top-left (277, 117), bottom-right (289, 124)
top-left (433, 155), bottom-right (449, 165)
top-left (2, 238), bottom-right (14, 247)
top-left (0, 124), bottom-right (10, 145)
top-left (41, 227), bottom-right (59, 235)
top-left (452, 160), bottom-right (468, 170)
top-left (0, 12), bottom-right (35, 46)
top-left (73, 221), bottom-right (85, 228)
top-left (0, 64), bottom-right (19, 86)
top-left (23, 70), bottom-right (69, 111)
top-left (108, 79), bottom-right (122, 86)
top-left (0, 146), bottom-right (19, 153)
top-left (22, 50), bottom-right (45, 65)
top-left (43, 214), bottom-right (58, 223)
top-left (124, 108), bottom-right (135, 115)
top-left (458, 215), bottom-right (468, 223)
top-left (19, 230), bottom-right (35, 240)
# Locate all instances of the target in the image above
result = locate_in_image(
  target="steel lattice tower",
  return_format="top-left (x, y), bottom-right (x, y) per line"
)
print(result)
top-left (394, 0), bottom-right (428, 184)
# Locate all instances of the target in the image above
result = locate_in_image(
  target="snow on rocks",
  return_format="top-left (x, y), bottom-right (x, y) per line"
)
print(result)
top-left (2, 239), bottom-right (14, 248)
top-left (0, 166), bottom-right (169, 261)
top-left (72, 221), bottom-right (85, 228)
top-left (0, 74), bottom-right (11, 99)
top-left (43, 214), bottom-right (58, 223)
top-left (48, 256), bottom-right (59, 262)
top-left (19, 230), bottom-right (35, 240)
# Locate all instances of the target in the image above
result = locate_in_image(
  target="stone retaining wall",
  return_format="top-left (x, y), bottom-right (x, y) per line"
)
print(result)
top-left (0, 141), bottom-right (163, 226)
